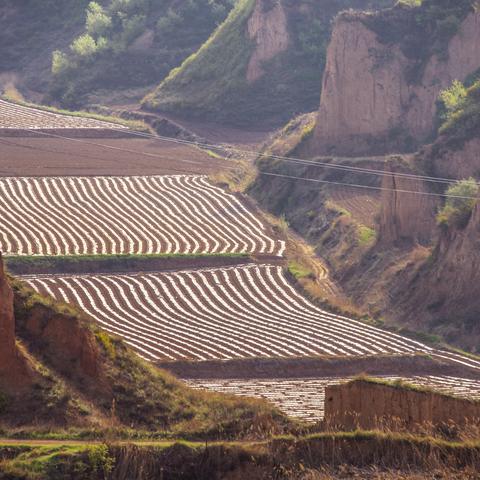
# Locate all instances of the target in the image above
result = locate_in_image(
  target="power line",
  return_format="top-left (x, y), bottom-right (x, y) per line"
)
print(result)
top-left (102, 124), bottom-right (476, 188)
top-left (14, 128), bottom-right (480, 201)
top-left (2, 96), bottom-right (474, 186)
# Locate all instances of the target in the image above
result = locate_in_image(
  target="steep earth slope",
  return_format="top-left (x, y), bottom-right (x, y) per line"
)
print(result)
top-left (311, 0), bottom-right (480, 155)
top-left (251, 0), bottom-right (480, 352)
top-left (0, 0), bottom-right (91, 98)
top-left (143, 0), bottom-right (395, 127)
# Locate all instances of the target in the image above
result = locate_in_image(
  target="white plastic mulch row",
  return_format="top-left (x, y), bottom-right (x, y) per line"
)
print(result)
top-left (25, 264), bottom-right (432, 362)
top-left (186, 376), bottom-right (480, 422)
top-left (0, 175), bottom-right (284, 256)
top-left (0, 99), bottom-right (125, 130)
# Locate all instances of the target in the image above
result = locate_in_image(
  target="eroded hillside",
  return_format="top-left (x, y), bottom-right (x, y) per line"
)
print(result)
top-left (0, 0), bottom-right (91, 98)
top-left (143, 0), bottom-right (395, 127)
top-left (251, 0), bottom-right (480, 353)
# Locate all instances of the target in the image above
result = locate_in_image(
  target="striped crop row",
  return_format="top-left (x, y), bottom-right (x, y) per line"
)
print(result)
top-left (187, 376), bottom-right (480, 422)
top-left (0, 99), bottom-right (124, 130)
top-left (0, 175), bottom-right (284, 256)
top-left (24, 264), bottom-right (431, 362)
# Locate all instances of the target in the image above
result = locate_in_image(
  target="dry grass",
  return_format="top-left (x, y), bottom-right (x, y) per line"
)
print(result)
top-left (209, 158), bottom-right (258, 193)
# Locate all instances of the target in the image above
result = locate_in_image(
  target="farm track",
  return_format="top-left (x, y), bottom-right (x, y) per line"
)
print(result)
top-left (25, 264), bottom-right (434, 362)
top-left (187, 376), bottom-right (480, 422)
top-left (0, 175), bottom-right (284, 256)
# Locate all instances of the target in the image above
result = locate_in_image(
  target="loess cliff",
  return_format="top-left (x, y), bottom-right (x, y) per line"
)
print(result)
top-left (325, 378), bottom-right (480, 430)
top-left (312, 1), bottom-right (480, 156)
top-left (143, 0), bottom-right (395, 127)
top-left (252, 0), bottom-right (480, 352)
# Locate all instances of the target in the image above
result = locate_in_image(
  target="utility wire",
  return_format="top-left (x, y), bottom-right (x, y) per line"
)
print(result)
top-left (102, 124), bottom-right (476, 188)
top-left (16, 128), bottom-right (480, 201)
top-left (3, 97), bottom-right (474, 185)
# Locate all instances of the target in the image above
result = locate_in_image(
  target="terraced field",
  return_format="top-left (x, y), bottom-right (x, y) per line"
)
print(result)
top-left (25, 264), bottom-right (430, 362)
top-left (328, 187), bottom-right (380, 228)
top-left (0, 175), bottom-right (283, 256)
top-left (0, 99), bottom-right (125, 130)
top-left (187, 376), bottom-right (480, 422)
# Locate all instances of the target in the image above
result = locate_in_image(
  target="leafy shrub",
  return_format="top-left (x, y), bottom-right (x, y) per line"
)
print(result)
top-left (438, 79), bottom-right (480, 148)
top-left (156, 7), bottom-right (183, 36)
top-left (437, 178), bottom-right (479, 229)
top-left (96, 331), bottom-right (117, 360)
top-left (86, 2), bottom-right (112, 37)
top-left (71, 33), bottom-right (98, 57)
top-left (357, 225), bottom-right (376, 246)
top-left (439, 79), bottom-right (467, 121)
top-left (120, 13), bottom-right (146, 45)
top-left (87, 445), bottom-right (114, 476)
top-left (51, 50), bottom-right (71, 75)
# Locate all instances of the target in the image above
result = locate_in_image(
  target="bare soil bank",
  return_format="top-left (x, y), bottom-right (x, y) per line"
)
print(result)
top-left (158, 354), bottom-right (479, 380)
top-left (325, 379), bottom-right (480, 429)
top-left (0, 137), bottom-right (227, 176)
top-left (7, 254), bottom-right (283, 276)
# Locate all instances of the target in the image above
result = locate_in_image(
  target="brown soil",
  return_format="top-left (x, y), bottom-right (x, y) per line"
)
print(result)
top-left (158, 354), bottom-right (480, 380)
top-left (8, 255), bottom-right (283, 276)
top-left (328, 187), bottom-right (380, 229)
top-left (325, 379), bottom-right (480, 430)
top-left (0, 137), bottom-right (229, 176)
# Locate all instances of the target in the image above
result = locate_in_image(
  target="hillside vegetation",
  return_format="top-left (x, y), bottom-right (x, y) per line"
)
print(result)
top-left (143, 0), bottom-right (395, 127)
top-left (49, 0), bottom-right (235, 108)
top-left (0, 0), bottom-right (91, 95)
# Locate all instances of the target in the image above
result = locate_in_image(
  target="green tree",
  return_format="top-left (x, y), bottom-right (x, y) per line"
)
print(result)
top-left (51, 50), bottom-right (70, 75)
top-left (71, 34), bottom-right (97, 57)
top-left (439, 79), bottom-right (467, 120)
top-left (86, 2), bottom-right (112, 37)
top-left (437, 177), bottom-right (479, 229)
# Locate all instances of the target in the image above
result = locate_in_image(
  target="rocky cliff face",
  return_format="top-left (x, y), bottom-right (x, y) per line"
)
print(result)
top-left (246, 0), bottom-right (289, 83)
top-left (388, 199), bottom-right (480, 350)
top-left (325, 379), bottom-right (480, 430)
top-left (313, 8), bottom-right (480, 156)
top-left (0, 254), bottom-right (15, 366)
top-left (422, 137), bottom-right (480, 180)
top-left (0, 255), bottom-right (33, 393)
top-left (378, 157), bottom-right (439, 245)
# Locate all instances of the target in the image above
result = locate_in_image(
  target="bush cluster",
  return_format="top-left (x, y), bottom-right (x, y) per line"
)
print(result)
top-left (49, 0), bottom-right (235, 107)
top-left (437, 178), bottom-right (479, 229)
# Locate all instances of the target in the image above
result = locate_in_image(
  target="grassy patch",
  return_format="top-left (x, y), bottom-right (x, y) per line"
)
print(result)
top-left (288, 261), bottom-right (315, 281)
top-left (357, 225), bottom-right (377, 246)
top-left (0, 444), bottom-right (113, 480)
